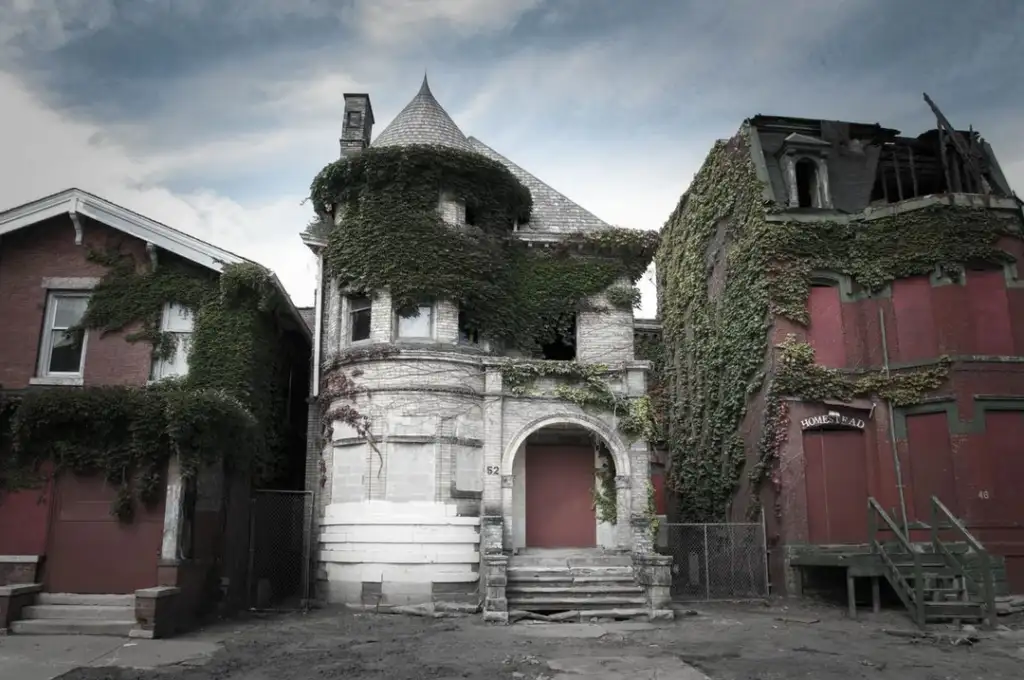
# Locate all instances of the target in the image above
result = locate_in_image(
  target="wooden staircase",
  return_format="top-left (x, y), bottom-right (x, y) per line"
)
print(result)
top-left (869, 496), bottom-right (997, 630)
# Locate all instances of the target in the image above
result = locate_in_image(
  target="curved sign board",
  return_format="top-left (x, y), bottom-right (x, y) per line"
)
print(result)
top-left (800, 410), bottom-right (866, 431)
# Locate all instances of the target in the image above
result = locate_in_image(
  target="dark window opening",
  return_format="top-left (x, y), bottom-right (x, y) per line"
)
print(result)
top-left (346, 111), bottom-right (363, 128)
top-left (458, 310), bottom-right (480, 344)
top-left (349, 295), bottom-right (371, 342)
top-left (795, 158), bottom-right (819, 208)
top-left (464, 203), bottom-right (478, 226)
top-left (540, 315), bottom-right (577, 361)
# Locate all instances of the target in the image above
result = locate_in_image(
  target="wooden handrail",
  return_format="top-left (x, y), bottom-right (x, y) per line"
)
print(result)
top-left (869, 498), bottom-right (917, 555)
top-left (869, 497), bottom-right (925, 627)
top-left (930, 495), bottom-right (996, 630)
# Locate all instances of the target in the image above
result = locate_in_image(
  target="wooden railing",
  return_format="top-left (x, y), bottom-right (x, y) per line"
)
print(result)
top-left (868, 497), bottom-right (925, 628)
top-left (930, 495), bottom-right (996, 630)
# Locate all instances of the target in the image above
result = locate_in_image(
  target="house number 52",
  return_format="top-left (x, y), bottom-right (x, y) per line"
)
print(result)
top-left (486, 466), bottom-right (500, 475)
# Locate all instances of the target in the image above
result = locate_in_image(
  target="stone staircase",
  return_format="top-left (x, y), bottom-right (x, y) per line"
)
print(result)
top-left (11, 593), bottom-right (136, 636)
top-left (506, 549), bottom-right (649, 622)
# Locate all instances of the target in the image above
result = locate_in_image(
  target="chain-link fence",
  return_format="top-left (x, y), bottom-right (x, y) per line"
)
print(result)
top-left (663, 520), bottom-right (769, 600)
top-left (247, 489), bottom-right (314, 610)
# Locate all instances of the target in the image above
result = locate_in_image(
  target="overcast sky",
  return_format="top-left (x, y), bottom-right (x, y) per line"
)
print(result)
top-left (2, 0), bottom-right (1022, 314)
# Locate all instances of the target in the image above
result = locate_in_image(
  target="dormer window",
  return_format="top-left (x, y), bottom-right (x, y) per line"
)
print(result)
top-left (778, 132), bottom-right (833, 210)
top-left (795, 158), bottom-right (820, 208)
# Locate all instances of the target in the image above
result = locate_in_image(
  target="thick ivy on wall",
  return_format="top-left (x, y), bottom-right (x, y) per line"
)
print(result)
top-left (657, 129), bottom-right (1022, 522)
top-left (309, 144), bottom-right (658, 355)
top-left (0, 252), bottom-right (301, 521)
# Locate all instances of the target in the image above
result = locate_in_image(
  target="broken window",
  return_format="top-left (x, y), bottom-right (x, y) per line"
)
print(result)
top-left (464, 203), bottom-right (478, 227)
top-left (349, 294), bottom-right (371, 342)
top-left (396, 302), bottom-right (434, 339)
top-left (540, 314), bottom-right (577, 361)
top-left (458, 310), bottom-right (480, 345)
top-left (795, 158), bottom-right (819, 208)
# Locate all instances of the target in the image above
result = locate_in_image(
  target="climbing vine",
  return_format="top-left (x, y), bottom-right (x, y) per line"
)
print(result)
top-left (0, 251), bottom-right (304, 520)
top-left (593, 446), bottom-right (617, 524)
top-left (309, 144), bottom-right (658, 355)
top-left (497, 360), bottom-right (657, 441)
top-left (657, 128), bottom-right (1022, 522)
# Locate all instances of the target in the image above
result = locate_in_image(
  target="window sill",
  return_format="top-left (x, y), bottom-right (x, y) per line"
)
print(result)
top-left (30, 376), bottom-right (84, 387)
top-left (395, 336), bottom-right (435, 343)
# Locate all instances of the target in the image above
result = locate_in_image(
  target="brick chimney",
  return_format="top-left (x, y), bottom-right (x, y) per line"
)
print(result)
top-left (340, 94), bottom-right (374, 158)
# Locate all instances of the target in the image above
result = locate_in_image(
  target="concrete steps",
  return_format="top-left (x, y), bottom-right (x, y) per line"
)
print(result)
top-left (11, 593), bottom-right (135, 636)
top-left (506, 550), bottom-right (648, 621)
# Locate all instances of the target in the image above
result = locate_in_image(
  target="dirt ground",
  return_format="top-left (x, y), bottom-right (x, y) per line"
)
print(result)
top-left (60, 600), bottom-right (1024, 680)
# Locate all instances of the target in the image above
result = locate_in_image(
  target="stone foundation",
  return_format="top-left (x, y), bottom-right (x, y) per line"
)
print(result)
top-left (482, 553), bottom-right (509, 623)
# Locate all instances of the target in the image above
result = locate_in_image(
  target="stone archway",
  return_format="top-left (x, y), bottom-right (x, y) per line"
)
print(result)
top-left (500, 413), bottom-right (633, 551)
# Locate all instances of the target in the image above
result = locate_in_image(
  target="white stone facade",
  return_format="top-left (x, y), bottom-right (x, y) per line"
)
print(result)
top-left (311, 283), bottom-right (652, 607)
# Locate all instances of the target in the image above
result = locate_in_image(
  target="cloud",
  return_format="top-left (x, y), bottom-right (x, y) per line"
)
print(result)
top-left (1, 0), bottom-right (1022, 323)
top-left (0, 69), bottom-right (318, 305)
top-left (349, 0), bottom-right (544, 47)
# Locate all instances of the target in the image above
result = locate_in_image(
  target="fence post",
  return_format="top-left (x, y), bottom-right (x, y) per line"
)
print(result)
top-left (704, 524), bottom-right (710, 600)
top-left (761, 509), bottom-right (771, 596)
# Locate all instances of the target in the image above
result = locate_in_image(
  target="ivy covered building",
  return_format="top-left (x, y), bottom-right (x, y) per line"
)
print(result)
top-left (0, 189), bottom-right (311, 635)
top-left (301, 77), bottom-right (668, 620)
top-left (657, 104), bottom-right (1024, 605)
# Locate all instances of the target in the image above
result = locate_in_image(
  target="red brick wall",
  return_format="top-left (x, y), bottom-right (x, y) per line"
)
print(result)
top-left (0, 215), bottom-right (156, 561)
top-left (0, 214), bottom-right (153, 389)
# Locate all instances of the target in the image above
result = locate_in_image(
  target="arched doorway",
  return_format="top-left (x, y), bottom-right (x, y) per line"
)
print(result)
top-left (502, 417), bottom-right (632, 552)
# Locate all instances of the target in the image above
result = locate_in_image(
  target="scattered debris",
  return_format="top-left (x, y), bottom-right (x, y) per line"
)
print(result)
top-left (775, 616), bottom-right (820, 625)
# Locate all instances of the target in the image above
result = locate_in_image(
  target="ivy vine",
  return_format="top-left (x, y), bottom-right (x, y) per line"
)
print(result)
top-left (309, 144), bottom-right (658, 356)
top-left (593, 447), bottom-right (617, 525)
top-left (657, 129), bottom-right (1022, 522)
top-left (0, 251), bottom-right (303, 521)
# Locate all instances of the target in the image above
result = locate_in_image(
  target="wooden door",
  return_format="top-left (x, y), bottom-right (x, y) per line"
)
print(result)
top-left (524, 445), bottom-right (596, 548)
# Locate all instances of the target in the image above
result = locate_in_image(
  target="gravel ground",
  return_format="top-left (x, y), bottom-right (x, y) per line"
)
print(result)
top-left (59, 600), bottom-right (1024, 680)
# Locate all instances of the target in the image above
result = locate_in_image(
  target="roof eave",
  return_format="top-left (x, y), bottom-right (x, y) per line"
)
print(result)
top-left (0, 188), bottom-right (312, 345)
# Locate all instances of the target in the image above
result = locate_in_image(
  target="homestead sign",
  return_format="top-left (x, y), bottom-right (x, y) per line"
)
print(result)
top-left (800, 411), bottom-right (867, 431)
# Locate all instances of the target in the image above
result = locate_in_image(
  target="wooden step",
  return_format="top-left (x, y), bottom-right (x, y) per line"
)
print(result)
top-left (923, 601), bottom-right (984, 621)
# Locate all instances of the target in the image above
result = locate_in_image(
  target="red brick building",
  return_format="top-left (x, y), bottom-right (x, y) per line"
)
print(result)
top-left (0, 189), bottom-right (311, 635)
top-left (658, 102), bottom-right (1024, 622)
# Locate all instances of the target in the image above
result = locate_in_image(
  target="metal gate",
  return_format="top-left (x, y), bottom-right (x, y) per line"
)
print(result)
top-left (247, 489), bottom-right (314, 610)
top-left (663, 518), bottom-right (770, 600)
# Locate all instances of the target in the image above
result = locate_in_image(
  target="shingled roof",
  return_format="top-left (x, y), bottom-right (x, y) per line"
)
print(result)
top-left (468, 138), bottom-right (612, 234)
top-left (372, 76), bottom-right (475, 152)
top-left (371, 77), bottom-right (612, 234)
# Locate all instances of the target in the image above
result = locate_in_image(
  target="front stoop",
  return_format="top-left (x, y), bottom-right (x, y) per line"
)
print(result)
top-left (10, 593), bottom-right (136, 636)
top-left (488, 549), bottom-right (673, 623)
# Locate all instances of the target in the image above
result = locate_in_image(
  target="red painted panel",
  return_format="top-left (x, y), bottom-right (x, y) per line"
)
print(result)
top-left (44, 474), bottom-right (164, 593)
top-left (981, 412), bottom-right (1024, 525)
top-left (525, 445), bottom-right (596, 548)
top-left (891, 277), bottom-right (938, 362)
top-left (0, 485), bottom-right (52, 555)
top-left (651, 471), bottom-right (668, 516)
top-left (905, 413), bottom-right (958, 522)
top-left (1007, 289), bottom-right (1024, 354)
top-left (807, 286), bottom-right (846, 368)
top-left (804, 430), bottom-right (869, 544)
top-left (931, 282), bottom-right (971, 354)
top-left (966, 270), bottom-right (1014, 355)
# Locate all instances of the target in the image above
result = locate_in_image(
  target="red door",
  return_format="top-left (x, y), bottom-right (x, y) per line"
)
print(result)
top-left (525, 444), bottom-right (596, 548)
top-left (44, 474), bottom-right (164, 593)
top-left (804, 430), bottom-right (869, 544)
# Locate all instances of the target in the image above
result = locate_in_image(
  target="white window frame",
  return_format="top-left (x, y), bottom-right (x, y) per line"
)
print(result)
top-left (395, 301), bottom-right (435, 341)
top-left (37, 291), bottom-right (90, 380)
top-left (347, 294), bottom-right (373, 345)
top-left (151, 302), bottom-right (195, 381)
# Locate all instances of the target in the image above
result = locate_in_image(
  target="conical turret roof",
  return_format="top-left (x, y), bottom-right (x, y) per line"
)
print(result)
top-left (372, 76), bottom-right (475, 152)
